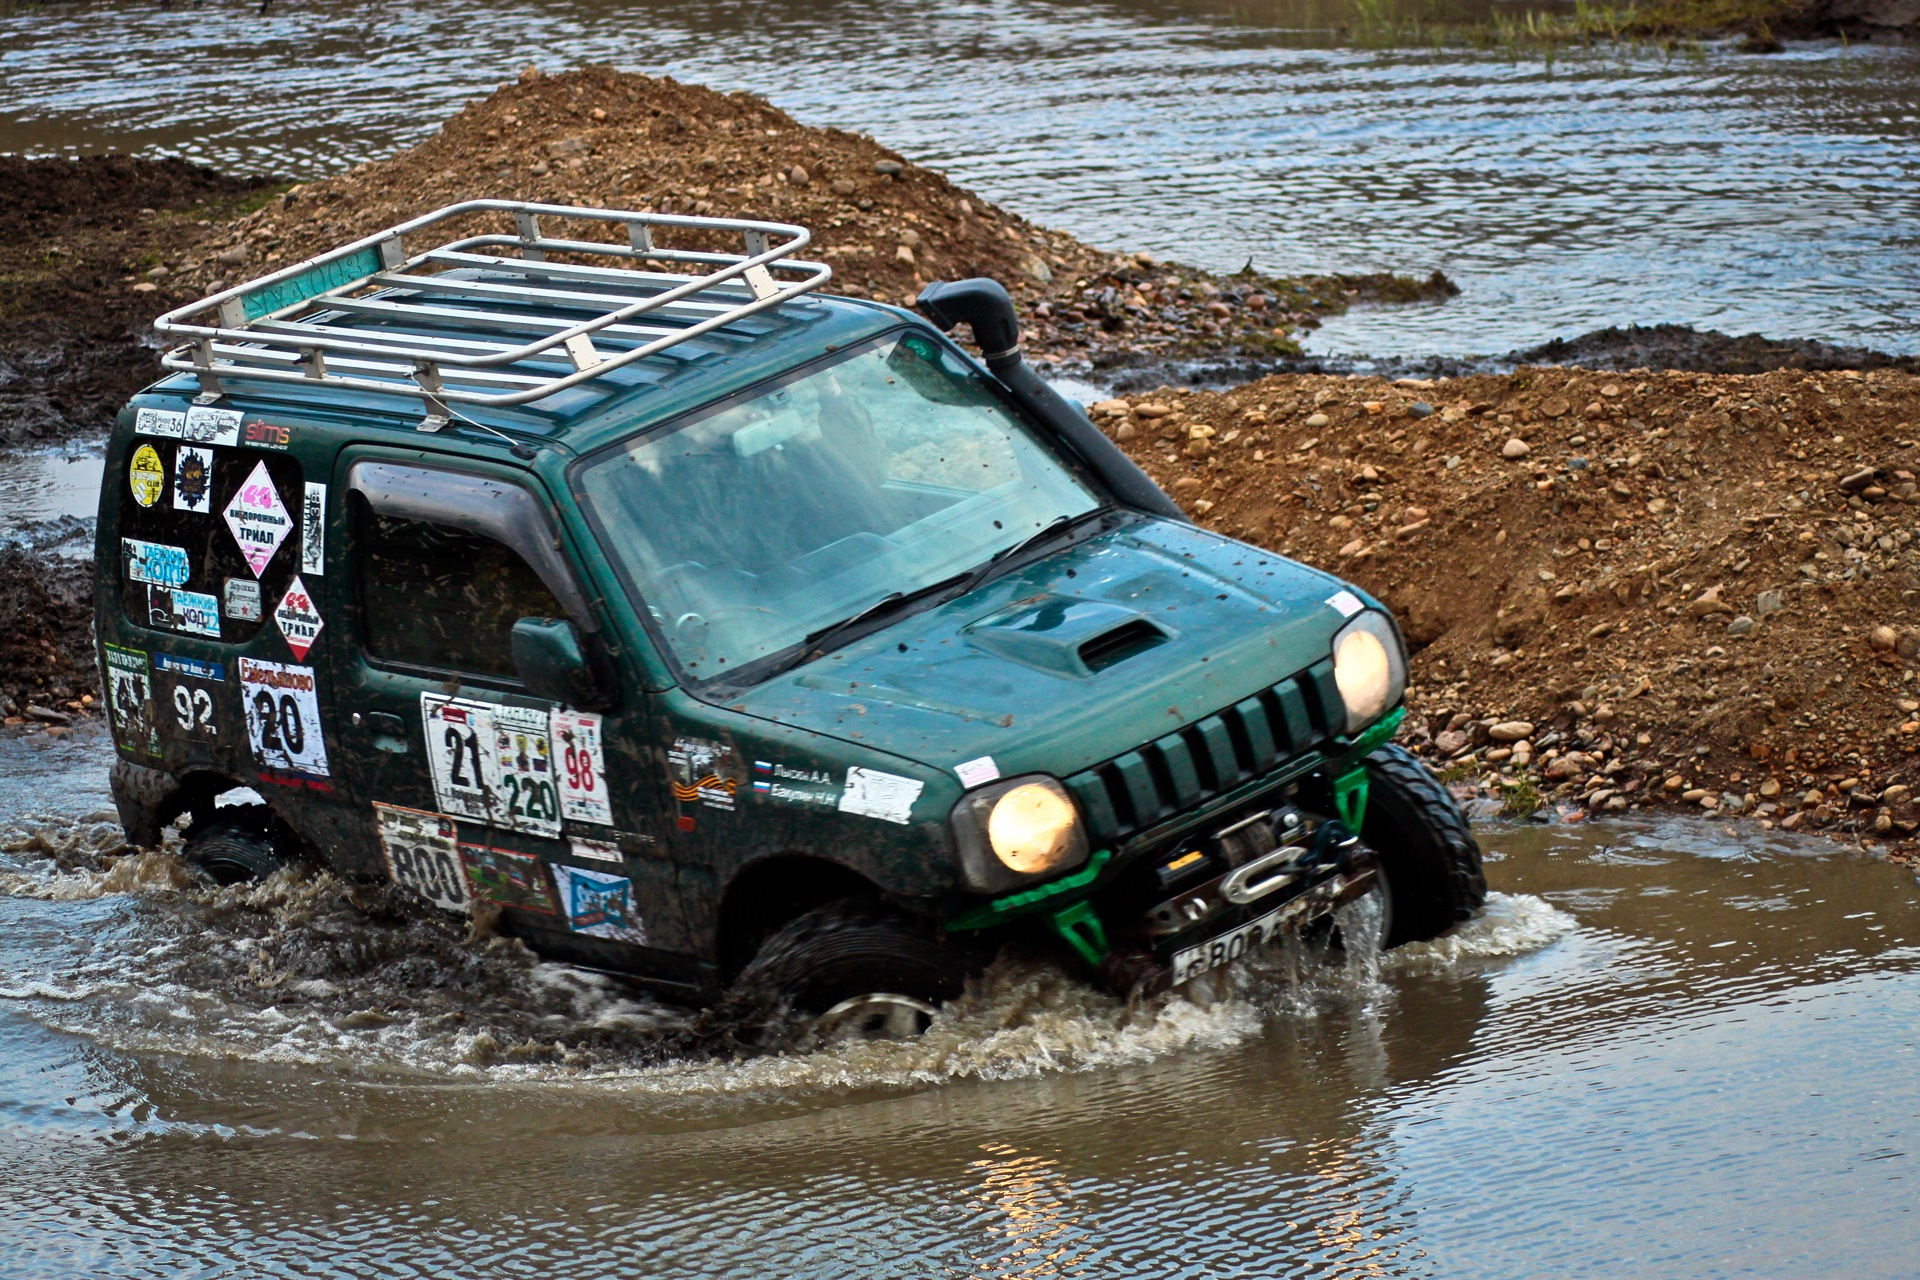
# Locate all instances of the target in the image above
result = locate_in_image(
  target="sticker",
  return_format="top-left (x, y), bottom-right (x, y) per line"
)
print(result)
top-left (1327, 590), bottom-right (1365, 618)
top-left (301, 483), bottom-right (326, 574)
top-left (182, 405), bottom-right (241, 447)
top-left (224, 459), bottom-right (292, 577)
top-left (460, 844), bottom-right (557, 914)
top-left (123, 538), bottom-right (189, 587)
top-left (553, 709), bottom-right (611, 825)
top-left (838, 766), bottom-right (924, 825)
top-left (273, 575), bottom-right (323, 660)
top-left (954, 755), bottom-right (1001, 787)
top-left (375, 803), bottom-right (471, 914)
top-left (554, 864), bottom-right (647, 944)
top-left (173, 445), bottom-right (213, 513)
top-left (421, 695), bottom-right (559, 836)
top-left (568, 836), bottom-right (623, 865)
top-left (129, 444), bottom-right (166, 508)
top-left (223, 577), bottom-right (262, 621)
top-left (169, 588), bottom-right (221, 638)
top-left (156, 653), bottom-right (223, 739)
top-left (244, 421), bottom-right (292, 451)
top-left (134, 407), bottom-right (185, 438)
top-left (668, 736), bottom-right (741, 811)
top-left (239, 657), bottom-right (329, 779)
top-left (750, 759), bottom-right (838, 807)
top-left (104, 643), bottom-right (158, 757)
top-left (491, 703), bottom-right (559, 837)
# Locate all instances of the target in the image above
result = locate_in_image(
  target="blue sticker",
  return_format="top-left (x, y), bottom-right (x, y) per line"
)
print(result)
top-left (170, 590), bottom-right (221, 638)
top-left (123, 538), bottom-right (190, 587)
top-left (554, 864), bottom-right (648, 944)
top-left (154, 652), bottom-right (226, 682)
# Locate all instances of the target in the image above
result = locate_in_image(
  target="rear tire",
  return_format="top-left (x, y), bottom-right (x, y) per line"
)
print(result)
top-left (182, 807), bottom-right (286, 885)
top-left (1361, 744), bottom-right (1486, 947)
top-left (732, 899), bottom-right (972, 1040)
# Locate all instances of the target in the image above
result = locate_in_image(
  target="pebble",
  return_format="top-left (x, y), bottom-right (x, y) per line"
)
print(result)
top-left (1305, 412), bottom-right (1331, 429)
top-left (1871, 625), bottom-right (1898, 652)
top-left (873, 159), bottom-right (905, 175)
top-left (831, 178), bottom-right (857, 195)
top-left (1501, 438), bottom-right (1530, 459)
top-left (786, 164), bottom-right (810, 186)
top-left (1726, 615), bottom-right (1755, 637)
top-left (1135, 403), bottom-right (1173, 419)
top-left (1489, 720), bottom-right (1535, 743)
top-left (1755, 589), bottom-right (1785, 616)
top-left (1408, 402), bottom-right (1434, 417)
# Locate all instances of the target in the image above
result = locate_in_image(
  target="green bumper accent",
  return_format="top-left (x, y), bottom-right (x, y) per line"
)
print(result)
top-left (945, 848), bottom-right (1112, 932)
top-left (1330, 705), bottom-right (1404, 831)
top-left (1047, 900), bottom-right (1109, 967)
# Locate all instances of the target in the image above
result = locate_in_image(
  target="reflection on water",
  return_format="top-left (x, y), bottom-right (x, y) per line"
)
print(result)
top-left (3, 732), bottom-right (1920, 1275)
top-left (2, 0), bottom-right (1917, 357)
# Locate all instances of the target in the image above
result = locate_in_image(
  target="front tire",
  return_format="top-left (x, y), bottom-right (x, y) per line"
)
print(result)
top-left (732, 899), bottom-right (973, 1041)
top-left (1361, 743), bottom-right (1486, 947)
top-left (182, 807), bottom-right (287, 885)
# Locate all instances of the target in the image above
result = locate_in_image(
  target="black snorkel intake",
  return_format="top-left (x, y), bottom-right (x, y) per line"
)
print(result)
top-left (916, 278), bottom-right (1189, 523)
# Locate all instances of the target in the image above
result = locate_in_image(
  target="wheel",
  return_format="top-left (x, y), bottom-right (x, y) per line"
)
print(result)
top-left (182, 807), bottom-right (286, 885)
top-left (731, 898), bottom-right (972, 1042)
top-left (1360, 743), bottom-right (1486, 947)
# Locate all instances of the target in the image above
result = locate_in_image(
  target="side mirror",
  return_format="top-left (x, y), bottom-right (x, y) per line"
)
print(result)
top-left (511, 617), bottom-right (603, 708)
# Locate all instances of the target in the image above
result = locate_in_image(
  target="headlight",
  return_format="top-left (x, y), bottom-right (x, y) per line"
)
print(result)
top-left (1331, 609), bottom-right (1407, 734)
top-left (950, 775), bottom-right (1089, 894)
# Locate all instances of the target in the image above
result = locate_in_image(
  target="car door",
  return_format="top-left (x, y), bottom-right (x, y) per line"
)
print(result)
top-left (322, 449), bottom-right (698, 988)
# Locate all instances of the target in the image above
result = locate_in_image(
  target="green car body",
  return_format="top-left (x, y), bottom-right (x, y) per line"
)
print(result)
top-left (97, 275), bottom-right (1441, 1004)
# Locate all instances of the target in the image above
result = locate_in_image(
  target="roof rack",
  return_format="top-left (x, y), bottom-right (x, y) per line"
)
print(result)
top-left (153, 200), bottom-right (833, 428)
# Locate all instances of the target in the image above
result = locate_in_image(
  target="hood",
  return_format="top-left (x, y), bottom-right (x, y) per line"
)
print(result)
top-left (723, 518), bottom-right (1368, 779)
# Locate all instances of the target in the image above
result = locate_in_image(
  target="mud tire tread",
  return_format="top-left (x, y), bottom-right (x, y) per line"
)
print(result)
top-left (731, 897), bottom-right (972, 1016)
top-left (182, 806), bottom-right (285, 885)
top-left (1362, 743), bottom-right (1486, 947)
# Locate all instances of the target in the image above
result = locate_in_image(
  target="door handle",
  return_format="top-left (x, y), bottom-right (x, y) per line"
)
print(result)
top-left (353, 711), bottom-right (409, 752)
top-left (364, 712), bottom-right (405, 735)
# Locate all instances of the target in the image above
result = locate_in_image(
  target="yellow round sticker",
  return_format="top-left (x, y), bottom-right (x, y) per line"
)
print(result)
top-left (129, 444), bottom-right (166, 508)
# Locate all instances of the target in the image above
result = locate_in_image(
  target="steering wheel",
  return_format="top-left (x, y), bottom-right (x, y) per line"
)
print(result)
top-left (673, 604), bottom-right (784, 635)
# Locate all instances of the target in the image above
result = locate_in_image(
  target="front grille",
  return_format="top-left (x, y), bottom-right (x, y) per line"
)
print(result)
top-left (1065, 658), bottom-right (1343, 846)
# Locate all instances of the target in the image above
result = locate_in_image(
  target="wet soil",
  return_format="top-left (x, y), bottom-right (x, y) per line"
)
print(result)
top-left (0, 154), bottom-right (276, 446)
top-left (1094, 365), bottom-right (1920, 855)
top-left (0, 547), bottom-right (94, 723)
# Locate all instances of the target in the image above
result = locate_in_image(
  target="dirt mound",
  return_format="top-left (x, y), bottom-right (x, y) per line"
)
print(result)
top-left (0, 155), bottom-right (273, 446)
top-left (1091, 365), bottom-right (1920, 854)
top-left (0, 548), bottom-right (96, 724)
top-left (227, 65), bottom-right (1427, 368)
top-left (1511, 324), bottom-right (1920, 377)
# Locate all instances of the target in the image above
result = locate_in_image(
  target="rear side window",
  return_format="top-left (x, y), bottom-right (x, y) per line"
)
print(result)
top-left (353, 501), bottom-right (564, 679)
top-left (115, 433), bottom-right (306, 645)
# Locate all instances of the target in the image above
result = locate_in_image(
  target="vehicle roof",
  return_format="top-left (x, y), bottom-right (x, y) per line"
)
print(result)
top-left (136, 279), bottom-right (920, 458)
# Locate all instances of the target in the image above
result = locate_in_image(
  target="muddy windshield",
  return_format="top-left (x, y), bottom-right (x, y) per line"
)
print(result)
top-left (576, 332), bottom-right (1102, 681)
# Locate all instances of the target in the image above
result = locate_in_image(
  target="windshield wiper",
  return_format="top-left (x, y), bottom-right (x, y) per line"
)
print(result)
top-left (955, 507), bottom-right (1108, 597)
top-left (761, 572), bottom-right (971, 680)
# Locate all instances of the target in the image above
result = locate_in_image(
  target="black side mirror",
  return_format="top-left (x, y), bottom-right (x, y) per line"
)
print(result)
top-left (511, 617), bottom-right (603, 708)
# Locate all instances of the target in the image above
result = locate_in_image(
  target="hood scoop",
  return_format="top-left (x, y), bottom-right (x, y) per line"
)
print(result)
top-left (962, 595), bottom-right (1172, 679)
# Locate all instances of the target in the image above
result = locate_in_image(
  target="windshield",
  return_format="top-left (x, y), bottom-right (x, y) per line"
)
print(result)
top-left (576, 331), bottom-right (1103, 682)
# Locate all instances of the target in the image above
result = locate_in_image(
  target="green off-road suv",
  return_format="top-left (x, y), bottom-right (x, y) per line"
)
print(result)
top-left (99, 202), bottom-right (1483, 1036)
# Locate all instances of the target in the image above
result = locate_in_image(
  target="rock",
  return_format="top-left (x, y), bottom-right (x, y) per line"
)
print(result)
top-left (214, 245), bottom-right (249, 266)
top-left (1544, 756), bottom-right (1584, 781)
top-left (1727, 615), bottom-right (1755, 636)
top-left (1020, 254), bottom-right (1054, 285)
top-left (1804, 789), bottom-right (1824, 807)
top-left (1883, 784), bottom-right (1912, 804)
top-left (1682, 788), bottom-right (1713, 803)
top-left (546, 137), bottom-right (589, 157)
top-left (1305, 412), bottom-right (1331, 429)
top-left (24, 705), bottom-right (70, 725)
top-left (895, 245), bottom-right (916, 264)
top-left (1501, 438), bottom-right (1530, 459)
top-left (1687, 585), bottom-right (1731, 617)
top-left (1134, 403), bottom-right (1173, 419)
top-left (1489, 720), bottom-right (1535, 743)
top-left (1871, 625), bottom-right (1898, 652)
top-left (1114, 423), bottom-right (1135, 440)
top-left (1542, 396), bottom-right (1572, 417)
top-left (1171, 477), bottom-right (1203, 493)
top-left (1664, 775), bottom-right (1687, 792)
top-left (1339, 537), bottom-right (1367, 557)
top-left (1759, 778), bottom-right (1782, 798)
top-left (1901, 632), bottom-right (1920, 660)
top-left (131, 281), bottom-right (158, 293)
top-left (1755, 589), bottom-right (1785, 616)
top-left (1434, 729), bottom-right (1470, 756)
top-left (1647, 498), bottom-right (1671, 515)
top-left (873, 159), bottom-right (905, 176)
top-left (1408, 402), bottom-right (1435, 417)
top-left (831, 178), bottom-right (857, 196)
top-left (1191, 499), bottom-right (1214, 515)
top-left (1839, 467), bottom-right (1877, 492)
top-left (1721, 793), bottom-right (1747, 814)
top-left (787, 164), bottom-right (810, 186)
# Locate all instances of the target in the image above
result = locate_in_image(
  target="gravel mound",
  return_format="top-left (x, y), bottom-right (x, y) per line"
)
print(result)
top-left (1090, 366), bottom-right (1920, 854)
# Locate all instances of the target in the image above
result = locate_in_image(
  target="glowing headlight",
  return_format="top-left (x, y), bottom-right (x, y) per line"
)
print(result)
top-left (1331, 609), bottom-right (1408, 734)
top-left (950, 775), bottom-right (1089, 893)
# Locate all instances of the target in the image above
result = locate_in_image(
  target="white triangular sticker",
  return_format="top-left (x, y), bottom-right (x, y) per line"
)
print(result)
top-left (224, 460), bottom-right (292, 577)
top-left (273, 575), bottom-right (324, 660)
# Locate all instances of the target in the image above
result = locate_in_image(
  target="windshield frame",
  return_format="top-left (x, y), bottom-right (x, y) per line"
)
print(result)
top-left (569, 324), bottom-right (1118, 694)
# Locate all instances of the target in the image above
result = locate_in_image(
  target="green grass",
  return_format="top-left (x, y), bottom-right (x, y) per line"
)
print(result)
top-left (1500, 776), bottom-right (1545, 817)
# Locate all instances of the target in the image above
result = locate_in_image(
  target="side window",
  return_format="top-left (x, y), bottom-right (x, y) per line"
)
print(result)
top-left (353, 499), bottom-right (564, 679)
top-left (116, 436), bottom-right (303, 645)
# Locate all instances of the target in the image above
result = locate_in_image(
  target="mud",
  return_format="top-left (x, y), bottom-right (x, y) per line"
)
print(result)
top-left (0, 546), bottom-right (94, 720)
top-left (0, 155), bottom-right (276, 446)
top-left (1093, 364), bottom-right (1920, 854)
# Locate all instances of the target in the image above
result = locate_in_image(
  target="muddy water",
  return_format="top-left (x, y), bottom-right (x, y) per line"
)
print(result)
top-left (3, 0), bottom-right (1919, 359)
top-left (3, 732), bottom-right (1919, 1274)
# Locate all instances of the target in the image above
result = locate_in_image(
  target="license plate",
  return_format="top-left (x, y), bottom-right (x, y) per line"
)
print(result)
top-left (1171, 905), bottom-right (1287, 986)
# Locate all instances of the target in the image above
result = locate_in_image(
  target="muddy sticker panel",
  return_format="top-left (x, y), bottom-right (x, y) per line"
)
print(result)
top-left (568, 836), bottom-right (622, 865)
top-left (460, 844), bottom-right (557, 914)
top-left (173, 445), bottom-right (214, 514)
top-left (553, 710), bottom-right (612, 826)
top-left (224, 459), bottom-right (293, 577)
top-left (273, 575), bottom-right (323, 661)
top-left (554, 864), bottom-right (647, 944)
top-left (129, 444), bottom-right (166, 508)
top-left (104, 644), bottom-right (158, 757)
top-left (154, 652), bottom-right (223, 740)
top-left (375, 803), bottom-right (471, 914)
top-left (223, 577), bottom-right (262, 621)
top-left (750, 759), bottom-right (839, 808)
top-left (134, 407), bottom-right (185, 438)
top-left (421, 695), bottom-right (560, 836)
top-left (838, 766), bottom-right (925, 825)
top-left (300, 483), bottom-right (326, 574)
top-left (165, 588), bottom-right (221, 639)
top-left (669, 736), bottom-right (741, 811)
top-left (491, 704), bottom-right (560, 837)
top-left (239, 657), bottom-right (329, 779)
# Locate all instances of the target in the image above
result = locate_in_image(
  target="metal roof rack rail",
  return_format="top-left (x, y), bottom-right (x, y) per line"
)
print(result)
top-left (153, 200), bottom-right (833, 429)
